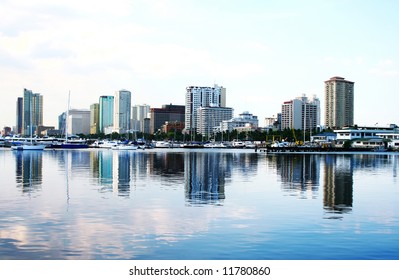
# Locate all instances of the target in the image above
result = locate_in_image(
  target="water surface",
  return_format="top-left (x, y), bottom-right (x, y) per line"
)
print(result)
top-left (0, 149), bottom-right (398, 260)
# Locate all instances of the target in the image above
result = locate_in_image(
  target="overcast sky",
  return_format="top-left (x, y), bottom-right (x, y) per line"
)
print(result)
top-left (1, 0), bottom-right (398, 129)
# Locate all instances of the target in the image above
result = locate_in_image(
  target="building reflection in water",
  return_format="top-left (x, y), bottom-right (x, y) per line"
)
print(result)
top-left (184, 152), bottom-right (230, 205)
top-left (323, 155), bottom-right (353, 214)
top-left (274, 155), bottom-right (320, 198)
top-left (15, 151), bottom-right (43, 194)
top-left (113, 151), bottom-right (131, 196)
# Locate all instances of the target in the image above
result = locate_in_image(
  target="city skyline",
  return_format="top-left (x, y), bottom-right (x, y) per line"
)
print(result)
top-left (1, 1), bottom-right (399, 129)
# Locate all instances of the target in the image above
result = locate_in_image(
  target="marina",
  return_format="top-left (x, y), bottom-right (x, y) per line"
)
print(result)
top-left (0, 148), bottom-right (398, 260)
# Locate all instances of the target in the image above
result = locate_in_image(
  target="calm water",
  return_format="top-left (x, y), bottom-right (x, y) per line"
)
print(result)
top-left (0, 148), bottom-right (398, 260)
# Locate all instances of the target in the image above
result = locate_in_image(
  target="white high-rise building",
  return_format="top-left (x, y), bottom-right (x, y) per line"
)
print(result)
top-left (197, 107), bottom-right (233, 136)
top-left (132, 104), bottom-right (150, 133)
top-left (113, 90), bottom-right (131, 134)
top-left (185, 84), bottom-right (226, 134)
top-left (281, 94), bottom-right (320, 131)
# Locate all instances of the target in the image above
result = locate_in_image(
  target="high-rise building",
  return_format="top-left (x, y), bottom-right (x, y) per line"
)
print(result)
top-left (324, 76), bottom-right (354, 128)
top-left (16, 97), bottom-right (23, 135)
top-left (99, 96), bottom-right (114, 133)
top-left (281, 94), bottom-right (320, 131)
top-left (113, 90), bottom-right (131, 134)
top-left (90, 103), bottom-right (100, 135)
top-left (185, 84), bottom-right (226, 134)
top-left (22, 88), bottom-right (43, 136)
top-left (197, 107), bottom-right (233, 136)
top-left (132, 104), bottom-right (150, 133)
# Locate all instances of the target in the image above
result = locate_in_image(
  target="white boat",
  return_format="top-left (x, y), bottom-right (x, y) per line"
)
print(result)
top-left (154, 141), bottom-right (172, 148)
top-left (11, 101), bottom-right (45, 151)
top-left (111, 144), bottom-right (138, 150)
top-left (11, 142), bottom-right (45, 151)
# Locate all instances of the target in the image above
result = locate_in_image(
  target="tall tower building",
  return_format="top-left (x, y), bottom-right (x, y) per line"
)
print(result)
top-left (114, 89), bottom-right (131, 134)
top-left (22, 88), bottom-right (43, 136)
top-left (324, 76), bottom-right (354, 128)
top-left (16, 97), bottom-right (23, 135)
top-left (132, 104), bottom-right (150, 133)
top-left (90, 103), bottom-right (100, 134)
top-left (185, 84), bottom-right (226, 134)
top-left (99, 96), bottom-right (114, 133)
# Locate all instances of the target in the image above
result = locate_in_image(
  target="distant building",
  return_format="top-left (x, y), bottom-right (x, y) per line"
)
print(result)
top-left (132, 104), bottom-right (150, 133)
top-left (150, 104), bottom-right (185, 134)
top-left (220, 111), bottom-right (257, 132)
top-left (67, 109), bottom-right (90, 135)
top-left (1, 127), bottom-right (11, 136)
top-left (16, 97), bottom-right (23, 135)
top-left (281, 94), bottom-right (320, 130)
top-left (37, 125), bottom-right (55, 136)
top-left (197, 107), bottom-right (233, 136)
top-left (113, 90), bottom-right (131, 134)
top-left (325, 76), bottom-right (354, 129)
top-left (99, 96), bottom-right (114, 133)
top-left (162, 121), bottom-right (185, 134)
top-left (185, 84), bottom-right (226, 134)
top-left (90, 103), bottom-right (100, 135)
top-left (22, 88), bottom-right (43, 136)
top-left (58, 112), bottom-right (66, 132)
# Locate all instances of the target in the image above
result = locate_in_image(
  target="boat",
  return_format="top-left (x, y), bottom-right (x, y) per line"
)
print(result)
top-left (11, 101), bottom-right (45, 151)
top-left (181, 142), bottom-right (204, 148)
top-left (231, 140), bottom-right (245, 148)
top-left (111, 144), bottom-right (138, 150)
top-left (11, 141), bottom-right (45, 151)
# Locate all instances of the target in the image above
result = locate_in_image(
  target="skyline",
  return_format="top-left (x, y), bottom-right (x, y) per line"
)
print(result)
top-left (1, 0), bottom-right (399, 129)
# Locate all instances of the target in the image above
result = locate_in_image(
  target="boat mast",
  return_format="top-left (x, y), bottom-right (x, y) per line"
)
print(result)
top-left (66, 91), bottom-right (70, 142)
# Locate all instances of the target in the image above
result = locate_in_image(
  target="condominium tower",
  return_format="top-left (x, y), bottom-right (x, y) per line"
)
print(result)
top-left (281, 95), bottom-right (320, 131)
top-left (185, 84), bottom-right (226, 134)
top-left (324, 76), bottom-right (354, 128)
top-left (113, 89), bottom-right (131, 134)
top-left (21, 88), bottom-right (43, 136)
top-left (99, 96), bottom-right (114, 133)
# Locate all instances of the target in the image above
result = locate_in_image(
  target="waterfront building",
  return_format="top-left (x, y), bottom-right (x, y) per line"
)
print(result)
top-left (197, 106), bottom-right (233, 136)
top-left (325, 76), bottom-right (354, 129)
top-left (150, 104), bottom-right (185, 134)
top-left (58, 112), bottom-right (66, 132)
top-left (281, 94), bottom-right (320, 131)
top-left (67, 109), bottom-right (91, 135)
top-left (220, 111), bottom-right (258, 133)
top-left (90, 103), bottom-right (100, 135)
top-left (113, 90), bottom-right (131, 134)
top-left (132, 104), bottom-right (150, 133)
top-left (185, 84), bottom-right (226, 134)
top-left (16, 97), bottom-right (23, 135)
top-left (22, 88), bottom-right (43, 136)
top-left (99, 96), bottom-right (114, 133)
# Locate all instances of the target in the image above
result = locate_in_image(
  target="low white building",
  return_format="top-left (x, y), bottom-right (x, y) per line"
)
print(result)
top-left (220, 111), bottom-right (258, 132)
top-left (334, 126), bottom-right (399, 149)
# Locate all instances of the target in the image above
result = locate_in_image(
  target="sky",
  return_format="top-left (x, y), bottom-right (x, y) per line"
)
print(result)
top-left (1, 0), bottom-right (398, 129)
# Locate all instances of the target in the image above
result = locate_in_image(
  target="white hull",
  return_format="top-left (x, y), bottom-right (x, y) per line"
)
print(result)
top-left (11, 144), bottom-right (45, 151)
top-left (111, 145), bottom-right (138, 150)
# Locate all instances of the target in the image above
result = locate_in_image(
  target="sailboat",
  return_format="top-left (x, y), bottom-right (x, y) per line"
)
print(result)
top-left (11, 99), bottom-right (45, 151)
top-left (61, 92), bottom-right (89, 149)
